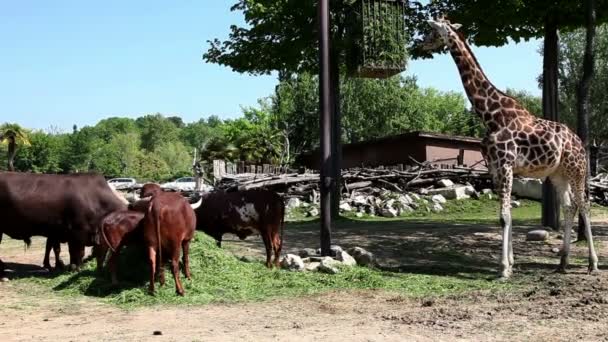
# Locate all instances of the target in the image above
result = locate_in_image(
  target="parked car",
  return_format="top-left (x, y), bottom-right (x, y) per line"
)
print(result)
top-left (107, 177), bottom-right (137, 189)
top-left (161, 177), bottom-right (196, 191)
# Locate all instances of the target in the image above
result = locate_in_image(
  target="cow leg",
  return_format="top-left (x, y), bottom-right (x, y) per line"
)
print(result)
top-left (271, 228), bottom-right (282, 268)
top-left (0, 233), bottom-right (5, 280)
top-left (108, 246), bottom-right (122, 285)
top-left (169, 241), bottom-right (185, 296)
top-left (68, 242), bottom-right (85, 271)
top-left (147, 246), bottom-right (157, 295)
top-left (94, 244), bottom-right (108, 274)
top-left (53, 240), bottom-right (65, 270)
top-left (181, 239), bottom-right (192, 280)
top-left (215, 234), bottom-right (223, 248)
top-left (261, 233), bottom-right (272, 268)
top-left (43, 238), bottom-right (54, 270)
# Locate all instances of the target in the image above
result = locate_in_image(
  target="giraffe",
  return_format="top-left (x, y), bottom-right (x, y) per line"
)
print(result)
top-left (422, 18), bottom-right (599, 279)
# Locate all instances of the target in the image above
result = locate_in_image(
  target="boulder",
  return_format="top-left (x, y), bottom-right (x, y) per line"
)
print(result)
top-left (307, 208), bottom-right (319, 217)
top-left (410, 193), bottom-right (421, 201)
top-left (330, 245), bottom-right (343, 257)
top-left (511, 200), bottom-right (521, 208)
top-left (352, 195), bottom-right (367, 207)
top-left (464, 185), bottom-right (476, 196)
top-left (298, 248), bottom-right (318, 258)
top-left (239, 255), bottom-right (256, 263)
top-left (335, 251), bottom-right (357, 266)
top-left (512, 178), bottom-right (543, 200)
top-left (339, 202), bottom-right (353, 212)
top-left (398, 205), bottom-right (414, 215)
top-left (437, 179), bottom-right (454, 187)
top-left (355, 212), bottom-right (364, 218)
top-left (280, 254), bottom-right (305, 271)
top-left (481, 189), bottom-right (493, 195)
top-left (432, 203), bottom-right (444, 213)
top-left (397, 194), bottom-right (413, 206)
top-left (286, 197), bottom-right (301, 209)
top-left (431, 194), bottom-right (447, 204)
top-left (526, 229), bottom-right (549, 241)
top-left (305, 262), bottom-right (321, 272)
top-left (381, 207), bottom-right (399, 218)
top-left (318, 258), bottom-right (341, 274)
top-left (348, 247), bottom-right (375, 266)
top-left (428, 186), bottom-right (469, 200)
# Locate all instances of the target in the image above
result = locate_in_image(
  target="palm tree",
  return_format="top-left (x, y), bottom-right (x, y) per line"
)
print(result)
top-left (0, 124), bottom-right (31, 171)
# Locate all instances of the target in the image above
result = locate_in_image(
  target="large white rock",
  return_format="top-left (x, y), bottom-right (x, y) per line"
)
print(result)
top-left (512, 178), bottom-right (543, 200)
top-left (348, 247), bottom-right (375, 266)
top-left (335, 251), bottom-right (357, 266)
top-left (339, 202), bottom-right (353, 212)
top-left (431, 194), bottom-right (447, 204)
top-left (286, 197), bottom-right (301, 209)
top-left (381, 207), bottom-right (399, 218)
top-left (318, 258), bottom-right (342, 274)
top-left (428, 186), bottom-right (469, 200)
top-left (352, 195), bottom-right (367, 207)
top-left (526, 229), bottom-right (549, 241)
top-left (281, 254), bottom-right (305, 271)
top-left (307, 208), bottom-right (319, 217)
top-left (432, 203), bottom-right (444, 213)
top-left (437, 179), bottom-right (454, 187)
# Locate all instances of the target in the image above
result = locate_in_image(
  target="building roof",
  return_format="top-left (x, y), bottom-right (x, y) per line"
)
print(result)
top-left (343, 131), bottom-right (482, 149)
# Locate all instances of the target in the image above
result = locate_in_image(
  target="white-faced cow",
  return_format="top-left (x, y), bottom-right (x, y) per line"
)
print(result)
top-left (194, 189), bottom-right (285, 268)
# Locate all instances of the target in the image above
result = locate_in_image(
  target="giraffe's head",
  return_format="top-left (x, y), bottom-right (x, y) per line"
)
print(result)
top-left (422, 18), bottom-right (462, 52)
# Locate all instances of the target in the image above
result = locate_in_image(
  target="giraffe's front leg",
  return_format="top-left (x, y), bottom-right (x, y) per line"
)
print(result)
top-left (496, 166), bottom-right (514, 279)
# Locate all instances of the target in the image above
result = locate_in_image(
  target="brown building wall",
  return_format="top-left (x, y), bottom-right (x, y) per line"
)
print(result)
top-left (297, 132), bottom-right (484, 170)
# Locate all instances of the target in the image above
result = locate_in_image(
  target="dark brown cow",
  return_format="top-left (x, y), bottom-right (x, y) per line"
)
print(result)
top-left (97, 209), bottom-right (145, 284)
top-left (0, 172), bottom-right (128, 278)
top-left (194, 189), bottom-right (285, 268)
top-left (136, 192), bottom-right (200, 296)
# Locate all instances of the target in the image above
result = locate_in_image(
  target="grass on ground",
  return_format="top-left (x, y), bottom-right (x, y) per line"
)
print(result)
top-left (15, 232), bottom-right (512, 308)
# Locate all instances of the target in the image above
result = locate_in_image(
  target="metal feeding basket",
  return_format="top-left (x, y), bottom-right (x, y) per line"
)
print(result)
top-left (346, 0), bottom-right (408, 79)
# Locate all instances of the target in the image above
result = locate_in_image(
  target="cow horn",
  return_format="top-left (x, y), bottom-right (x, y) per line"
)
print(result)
top-left (190, 197), bottom-right (202, 209)
top-left (110, 185), bottom-right (130, 205)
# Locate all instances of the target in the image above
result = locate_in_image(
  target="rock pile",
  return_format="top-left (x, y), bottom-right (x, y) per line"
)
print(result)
top-left (279, 246), bottom-right (375, 273)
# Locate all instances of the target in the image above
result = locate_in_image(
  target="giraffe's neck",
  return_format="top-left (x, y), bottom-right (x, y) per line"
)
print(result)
top-left (447, 34), bottom-right (501, 118)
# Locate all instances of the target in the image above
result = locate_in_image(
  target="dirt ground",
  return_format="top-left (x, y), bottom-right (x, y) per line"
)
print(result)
top-left (1, 219), bottom-right (608, 342)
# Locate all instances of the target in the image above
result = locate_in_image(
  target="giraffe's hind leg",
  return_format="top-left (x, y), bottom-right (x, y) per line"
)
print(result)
top-left (570, 177), bottom-right (599, 274)
top-left (551, 174), bottom-right (575, 273)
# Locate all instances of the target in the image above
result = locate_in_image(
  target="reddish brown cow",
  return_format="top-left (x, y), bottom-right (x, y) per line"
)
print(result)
top-left (138, 192), bottom-right (201, 296)
top-left (97, 210), bottom-right (145, 284)
top-left (194, 189), bottom-right (285, 268)
top-left (139, 183), bottom-right (162, 198)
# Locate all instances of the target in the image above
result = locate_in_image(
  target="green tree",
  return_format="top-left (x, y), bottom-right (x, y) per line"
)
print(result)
top-left (155, 141), bottom-right (193, 177)
top-left (505, 88), bottom-right (543, 118)
top-left (0, 123), bottom-right (31, 171)
top-left (136, 114), bottom-right (180, 152)
top-left (14, 131), bottom-right (63, 173)
top-left (558, 24), bottom-right (608, 145)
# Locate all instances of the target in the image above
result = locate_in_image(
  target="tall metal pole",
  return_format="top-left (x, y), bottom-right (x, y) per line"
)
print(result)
top-left (318, 0), bottom-right (332, 256)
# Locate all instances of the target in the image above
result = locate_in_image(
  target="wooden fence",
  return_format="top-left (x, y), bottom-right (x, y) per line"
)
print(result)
top-left (212, 160), bottom-right (286, 180)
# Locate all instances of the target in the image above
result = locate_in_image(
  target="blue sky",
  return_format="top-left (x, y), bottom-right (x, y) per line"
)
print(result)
top-left (0, 1), bottom-right (542, 132)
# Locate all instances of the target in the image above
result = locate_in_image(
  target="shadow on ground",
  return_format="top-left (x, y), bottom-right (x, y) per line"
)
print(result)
top-left (225, 217), bottom-right (608, 278)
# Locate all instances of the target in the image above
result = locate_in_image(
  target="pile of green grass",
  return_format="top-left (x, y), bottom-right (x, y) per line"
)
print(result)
top-left (17, 233), bottom-right (511, 307)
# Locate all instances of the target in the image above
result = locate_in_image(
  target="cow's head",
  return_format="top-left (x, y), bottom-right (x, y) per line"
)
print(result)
top-left (140, 183), bottom-right (162, 198)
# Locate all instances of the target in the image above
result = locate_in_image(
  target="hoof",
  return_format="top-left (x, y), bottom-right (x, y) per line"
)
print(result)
top-left (55, 260), bottom-right (66, 270)
top-left (554, 267), bottom-right (567, 274)
top-left (176, 290), bottom-right (185, 297)
top-left (588, 267), bottom-right (600, 275)
top-left (68, 264), bottom-right (80, 272)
